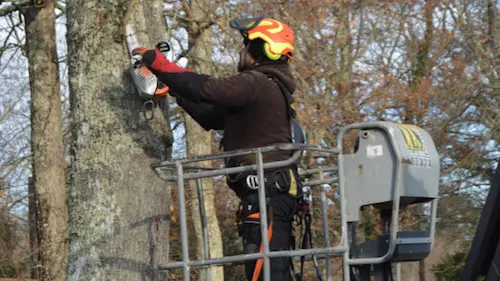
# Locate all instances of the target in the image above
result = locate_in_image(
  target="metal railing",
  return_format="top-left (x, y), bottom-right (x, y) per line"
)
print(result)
top-left (151, 143), bottom-right (346, 281)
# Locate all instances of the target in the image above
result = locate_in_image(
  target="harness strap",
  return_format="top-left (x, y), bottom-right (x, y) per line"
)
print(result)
top-left (292, 205), bottom-right (324, 281)
top-left (251, 203), bottom-right (274, 281)
top-left (259, 70), bottom-right (305, 145)
top-left (259, 70), bottom-right (296, 119)
top-left (298, 212), bottom-right (311, 280)
top-left (303, 212), bottom-right (324, 281)
top-left (272, 76), bottom-right (296, 120)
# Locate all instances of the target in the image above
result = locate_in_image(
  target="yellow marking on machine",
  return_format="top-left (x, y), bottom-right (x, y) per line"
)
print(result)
top-left (398, 125), bottom-right (425, 151)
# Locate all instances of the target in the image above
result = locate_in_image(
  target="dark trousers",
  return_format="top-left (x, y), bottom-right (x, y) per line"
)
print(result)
top-left (239, 192), bottom-right (297, 281)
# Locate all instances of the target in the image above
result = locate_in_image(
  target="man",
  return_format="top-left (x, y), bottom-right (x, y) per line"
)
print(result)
top-left (133, 17), bottom-right (305, 281)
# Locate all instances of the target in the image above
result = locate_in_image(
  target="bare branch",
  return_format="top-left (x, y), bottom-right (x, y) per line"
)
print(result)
top-left (0, 0), bottom-right (31, 17)
top-left (181, 0), bottom-right (191, 19)
top-left (198, 19), bottom-right (214, 34)
top-left (55, 1), bottom-right (65, 14)
top-left (8, 195), bottom-right (28, 210)
top-left (164, 9), bottom-right (190, 25)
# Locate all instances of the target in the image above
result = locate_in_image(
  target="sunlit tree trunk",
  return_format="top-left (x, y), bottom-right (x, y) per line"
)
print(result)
top-left (182, 1), bottom-right (224, 280)
top-left (23, 2), bottom-right (68, 280)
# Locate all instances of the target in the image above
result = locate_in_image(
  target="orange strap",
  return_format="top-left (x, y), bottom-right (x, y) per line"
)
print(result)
top-left (248, 212), bottom-right (260, 219)
top-left (251, 219), bottom-right (274, 281)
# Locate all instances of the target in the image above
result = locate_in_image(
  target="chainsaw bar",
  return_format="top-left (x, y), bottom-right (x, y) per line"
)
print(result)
top-left (125, 24), bottom-right (159, 99)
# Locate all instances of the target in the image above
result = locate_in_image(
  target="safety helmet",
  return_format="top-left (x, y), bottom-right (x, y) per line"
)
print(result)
top-left (229, 17), bottom-right (294, 61)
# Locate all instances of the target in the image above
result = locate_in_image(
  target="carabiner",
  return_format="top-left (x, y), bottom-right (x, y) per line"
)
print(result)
top-left (143, 100), bottom-right (155, 121)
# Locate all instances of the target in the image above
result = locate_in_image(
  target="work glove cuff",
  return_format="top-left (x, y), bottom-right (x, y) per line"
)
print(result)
top-left (141, 49), bottom-right (157, 66)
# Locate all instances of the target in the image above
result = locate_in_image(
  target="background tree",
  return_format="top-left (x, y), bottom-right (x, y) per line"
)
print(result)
top-left (22, 1), bottom-right (68, 280)
top-left (182, 1), bottom-right (224, 280)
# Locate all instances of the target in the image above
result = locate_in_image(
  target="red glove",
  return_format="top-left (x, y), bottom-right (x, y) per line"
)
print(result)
top-left (131, 46), bottom-right (210, 104)
top-left (132, 47), bottom-right (193, 74)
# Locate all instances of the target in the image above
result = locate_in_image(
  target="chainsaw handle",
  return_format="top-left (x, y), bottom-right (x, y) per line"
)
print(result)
top-left (156, 41), bottom-right (171, 53)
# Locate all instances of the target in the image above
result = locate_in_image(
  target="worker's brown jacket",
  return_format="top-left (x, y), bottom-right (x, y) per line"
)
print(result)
top-left (149, 58), bottom-right (299, 196)
top-left (176, 62), bottom-right (296, 162)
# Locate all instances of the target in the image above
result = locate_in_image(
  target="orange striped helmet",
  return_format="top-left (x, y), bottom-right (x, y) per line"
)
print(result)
top-left (230, 17), bottom-right (294, 61)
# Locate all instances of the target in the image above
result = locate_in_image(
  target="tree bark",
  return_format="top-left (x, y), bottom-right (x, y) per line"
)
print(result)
top-left (22, 2), bottom-right (68, 280)
top-left (65, 0), bottom-right (173, 280)
top-left (183, 1), bottom-right (224, 280)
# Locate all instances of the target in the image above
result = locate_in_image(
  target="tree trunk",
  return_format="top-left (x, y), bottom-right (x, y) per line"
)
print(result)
top-left (310, 0), bottom-right (358, 255)
top-left (22, 2), bottom-right (68, 280)
top-left (65, 0), bottom-right (174, 280)
top-left (28, 177), bottom-right (39, 280)
top-left (408, 3), bottom-right (434, 279)
top-left (183, 1), bottom-right (224, 280)
top-left (487, 0), bottom-right (498, 51)
top-left (335, 2), bottom-right (358, 125)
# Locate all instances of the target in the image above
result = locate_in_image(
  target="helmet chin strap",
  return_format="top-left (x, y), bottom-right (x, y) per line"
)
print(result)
top-left (238, 43), bottom-right (251, 72)
top-left (238, 41), bottom-right (265, 71)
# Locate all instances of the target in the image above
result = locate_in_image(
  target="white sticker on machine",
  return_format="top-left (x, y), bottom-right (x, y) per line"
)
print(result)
top-left (367, 145), bottom-right (383, 158)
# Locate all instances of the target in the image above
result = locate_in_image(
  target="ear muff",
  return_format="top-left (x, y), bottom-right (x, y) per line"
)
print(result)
top-left (263, 42), bottom-right (282, 60)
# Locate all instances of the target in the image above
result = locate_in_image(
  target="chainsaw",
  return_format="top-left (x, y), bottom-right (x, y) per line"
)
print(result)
top-left (125, 23), bottom-right (171, 120)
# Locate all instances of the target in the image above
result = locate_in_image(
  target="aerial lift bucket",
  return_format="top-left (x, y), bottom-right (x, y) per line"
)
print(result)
top-left (150, 121), bottom-right (441, 281)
